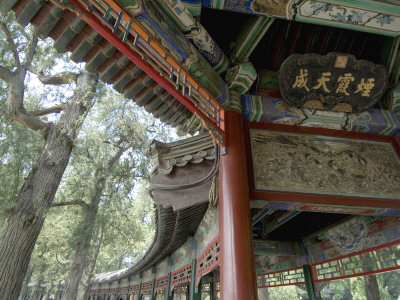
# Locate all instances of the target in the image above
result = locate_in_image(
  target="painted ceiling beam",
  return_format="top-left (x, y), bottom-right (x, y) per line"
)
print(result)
top-left (50, 0), bottom-right (229, 144)
top-left (252, 208), bottom-right (276, 227)
top-left (201, 0), bottom-right (400, 37)
top-left (251, 200), bottom-right (400, 217)
top-left (180, 0), bottom-right (202, 16)
top-left (296, 0), bottom-right (400, 37)
top-left (151, 0), bottom-right (230, 73)
top-left (242, 95), bottom-right (400, 136)
top-left (263, 211), bottom-right (302, 235)
top-left (202, 0), bottom-right (297, 19)
top-left (230, 16), bottom-right (274, 64)
top-left (114, 0), bottom-right (230, 97)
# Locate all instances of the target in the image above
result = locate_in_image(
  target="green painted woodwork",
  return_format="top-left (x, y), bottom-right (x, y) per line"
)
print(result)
top-left (209, 0), bottom-right (224, 10)
top-left (151, 279), bottom-right (156, 300)
top-left (190, 259), bottom-right (201, 300)
top-left (225, 62), bottom-right (257, 95)
top-left (138, 279), bottom-right (143, 300)
top-left (183, 1), bottom-right (201, 17)
top-left (243, 95), bottom-right (400, 135)
top-left (232, 16), bottom-right (274, 64)
top-left (127, 278), bottom-right (131, 299)
top-left (362, 215), bottom-right (382, 224)
top-left (303, 264), bottom-right (320, 300)
top-left (383, 84), bottom-right (400, 111)
top-left (152, 0), bottom-right (196, 32)
top-left (214, 54), bottom-right (229, 74)
top-left (265, 211), bottom-right (301, 234)
top-left (185, 44), bottom-right (228, 99)
top-left (389, 37), bottom-right (400, 81)
top-left (166, 273), bottom-right (174, 300)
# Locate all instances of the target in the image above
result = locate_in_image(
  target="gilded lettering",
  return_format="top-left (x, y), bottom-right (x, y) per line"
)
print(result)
top-left (355, 78), bottom-right (375, 97)
top-left (312, 72), bottom-right (331, 93)
top-left (335, 73), bottom-right (354, 96)
top-left (292, 69), bottom-right (310, 91)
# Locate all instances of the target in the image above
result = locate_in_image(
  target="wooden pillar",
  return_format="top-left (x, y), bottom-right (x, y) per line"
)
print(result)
top-left (303, 264), bottom-right (320, 300)
top-left (165, 273), bottom-right (173, 300)
top-left (219, 105), bottom-right (258, 300)
top-left (116, 280), bottom-right (120, 300)
top-left (190, 259), bottom-right (201, 300)
top-left (151, 279), bottom-right (156, 300)
top-left (127, 278), bottom-right (131, 300)
top-left (107, 283), bottom-right (111, 300)
top-left (137, 279), bottom-right (142, 300)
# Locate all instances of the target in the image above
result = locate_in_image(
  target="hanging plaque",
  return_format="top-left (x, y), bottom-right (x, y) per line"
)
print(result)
top-left (278, 53), bottom-right (388, 113)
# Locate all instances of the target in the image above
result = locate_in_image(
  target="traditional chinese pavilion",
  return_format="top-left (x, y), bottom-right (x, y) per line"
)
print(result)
top-left (2, 0), bottom-right (400, 299)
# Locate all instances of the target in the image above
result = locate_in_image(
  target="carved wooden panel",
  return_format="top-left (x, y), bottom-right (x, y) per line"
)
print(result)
top-left (250, 129), bottom-right (400, 199)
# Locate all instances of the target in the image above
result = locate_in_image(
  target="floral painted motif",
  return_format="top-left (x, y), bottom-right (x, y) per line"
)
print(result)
top-left (298, 1), bottom-right (400, 35)
top-left (325, 217), bottom-right (367, 253)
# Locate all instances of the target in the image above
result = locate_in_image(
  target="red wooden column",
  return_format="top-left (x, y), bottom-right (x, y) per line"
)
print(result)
top-left (219, 94), bottom-right (258, 300)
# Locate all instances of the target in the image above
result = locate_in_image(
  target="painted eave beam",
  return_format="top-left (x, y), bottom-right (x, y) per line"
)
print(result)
top-left (63, 0), bottom-right (226, 145)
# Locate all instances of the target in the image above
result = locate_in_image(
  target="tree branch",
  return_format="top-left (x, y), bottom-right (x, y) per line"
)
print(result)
top-left (11, 109), bottom-right (49, 131)
top-left (0, 21), bottom-right (20, 67)
top-left (0, 65), bottom-right (12, 83)
top-left (107, 140), bottom-right (134, 171)
top-left (23, 28), bottom-right (38, 70)
top-left (55, 252), bottom-right (67, 268)
top-left (31, 71), bottom-right (77, 85)
top-left (28, 104), bottom-right (64, 116)
top-left (50, 200), bottom-right (89, 209)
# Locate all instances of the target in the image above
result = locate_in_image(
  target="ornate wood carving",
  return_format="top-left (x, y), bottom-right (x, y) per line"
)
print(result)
top-left (250, 129), bottom-right (400, 199)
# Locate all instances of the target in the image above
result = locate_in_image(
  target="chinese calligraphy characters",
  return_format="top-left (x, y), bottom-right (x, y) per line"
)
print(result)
top-left (279, 53), bottom-right (388, 113)
top-left (292, 69), bottom-right (375, 97)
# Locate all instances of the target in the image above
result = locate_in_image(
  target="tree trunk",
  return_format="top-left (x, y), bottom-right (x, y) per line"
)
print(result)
top-left (19, 268), bottom-right (33, 300)
top-left (258, 287), bottom-right (269, 300)
top-left (45, 283), bottom-right (55, 300)
top-left (31, 261), bottom-right (47, 300)
top-left (44, 269), bottom-right (59, 300)
top-left (64, 144), bottom-right (128, 299)
top-left (77, 223), bottom-right (105, 300)
top-left (364, 275), bottom-right (380, 300)
top-left (64, 204), bottom-right (100, 299)
top-left (0, 72), bottom-right (98, 299)
top-left (54, 280), bottom-right (63, 300)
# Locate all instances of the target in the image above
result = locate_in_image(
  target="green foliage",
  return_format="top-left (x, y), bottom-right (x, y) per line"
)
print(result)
top-left (267, 285), bottom-right (301, 300)
top-left (29, 86), bottom-right (172, 289)
top-left (0, 117), bottom-right (43, 224)
top-left (319, 271), bottom-right (400, 300)
top-left (0, 9), bottom-right (176, 295)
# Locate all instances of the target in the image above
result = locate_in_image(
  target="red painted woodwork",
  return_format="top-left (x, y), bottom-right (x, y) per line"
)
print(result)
top-left (66, 0), bottom-right (225, 144)
top-left (311, 239), bottom-right (400, 283)
top-left (219, 110), bottom-right (258, 300)
top-left (196, 235), bottom-right (220, 288)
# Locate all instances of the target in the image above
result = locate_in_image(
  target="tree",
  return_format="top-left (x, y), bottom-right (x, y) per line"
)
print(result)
top-left (267, 286), bottom-right (300, 300)
top-left (363, 275), bottom-right (380, 300)
top-left (0, 12), bottom-right (99, 298)
top-left (61, 142), bottom-right (134, 299)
